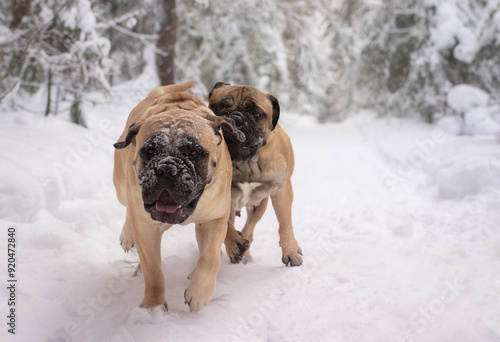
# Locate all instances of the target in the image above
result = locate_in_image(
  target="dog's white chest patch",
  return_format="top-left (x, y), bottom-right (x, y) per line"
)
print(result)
top-left (237, 182), bottom-right (262, 206)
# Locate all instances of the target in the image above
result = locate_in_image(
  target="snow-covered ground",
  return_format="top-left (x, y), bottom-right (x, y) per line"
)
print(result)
top-left (1, 88), bottom-right (500, 342)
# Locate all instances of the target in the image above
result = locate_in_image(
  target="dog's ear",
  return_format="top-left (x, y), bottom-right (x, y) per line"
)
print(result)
top-left (209, 82), bottom-right (231, 100)
top-left (204, 114), bottom-right (245, 142)
top-left (268, 94), bottom-right (280, 130)
top-left (114, 122), bottom-right (142, 149)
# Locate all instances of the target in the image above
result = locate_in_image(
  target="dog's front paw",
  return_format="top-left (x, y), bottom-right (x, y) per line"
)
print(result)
top-left (120, 225), bottom-right (135, 252)
top-left (282, 245), bottom-right (303, 267)
top-left (139, 298), bottom-right (168, 312)
top-left (225, 232), bottom-right (250, 264)
top-left (242, 251), bottom-right (253, 264)
top-left (184, 276), bottom-right (216, 312)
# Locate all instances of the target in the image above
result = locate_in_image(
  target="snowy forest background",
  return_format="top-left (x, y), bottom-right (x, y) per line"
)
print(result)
top-left (1, 2), bottom-right (500, 341)
top-left (1, 0), bottom-right (500, 128)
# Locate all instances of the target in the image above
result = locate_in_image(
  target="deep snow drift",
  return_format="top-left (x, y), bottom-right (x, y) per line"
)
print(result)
top-left (1, 91), bottom-right (499, 341)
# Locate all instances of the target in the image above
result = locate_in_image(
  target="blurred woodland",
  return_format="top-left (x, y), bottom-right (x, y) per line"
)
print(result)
top-left (1, 0), bottom-right (499, 126)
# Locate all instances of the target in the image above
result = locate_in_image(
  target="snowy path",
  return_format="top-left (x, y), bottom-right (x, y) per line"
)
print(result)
top-left (1, 108), bottom-right (499, 342)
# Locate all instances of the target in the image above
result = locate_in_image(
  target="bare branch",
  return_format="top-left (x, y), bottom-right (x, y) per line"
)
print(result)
top-left (0, 1), bottom-right (69, 90)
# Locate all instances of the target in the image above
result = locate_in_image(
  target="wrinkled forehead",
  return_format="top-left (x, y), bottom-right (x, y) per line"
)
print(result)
top-left (213, 86), bottom-right (272, 113)
top-left (137, 113), bottom-right (217, 149)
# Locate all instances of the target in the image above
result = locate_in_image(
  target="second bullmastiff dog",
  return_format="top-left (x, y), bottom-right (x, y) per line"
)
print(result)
top-left (113, 81), bottom-right (244, 311)
top-left (209, 82), bottom-right (303, 267)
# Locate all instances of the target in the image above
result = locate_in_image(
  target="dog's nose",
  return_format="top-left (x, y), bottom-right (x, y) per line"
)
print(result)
top-left (157, 161), bottom-right (178, 177)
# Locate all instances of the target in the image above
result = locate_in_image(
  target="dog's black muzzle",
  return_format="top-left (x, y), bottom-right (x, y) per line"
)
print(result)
top-left (139, 155), bottom-right (204, 224)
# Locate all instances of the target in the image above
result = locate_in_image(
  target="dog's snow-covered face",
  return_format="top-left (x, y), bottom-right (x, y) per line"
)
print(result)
top-left (209, 83), bottom-right (280, 162)
top-left (114, 112), bottom-right (243, 224)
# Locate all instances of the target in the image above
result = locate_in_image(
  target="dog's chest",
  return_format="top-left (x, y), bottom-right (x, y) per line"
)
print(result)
top-left (232, 157), bottom-right (263, 182)
top-left (232, 180), bottom-right (277, 209)
top-left (237, 182), bottom-right (263, 206)
top-left (231, 157), bottom-right (282, 209)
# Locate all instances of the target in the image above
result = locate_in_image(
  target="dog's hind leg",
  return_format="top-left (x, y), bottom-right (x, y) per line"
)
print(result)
top-left (240, 196), bottom-right (269, 263)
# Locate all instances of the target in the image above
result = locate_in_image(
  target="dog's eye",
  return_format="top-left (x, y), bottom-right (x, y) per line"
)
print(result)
top-left (140, 148), bottom-right (155, 158)
top-left (190, 150), bottom-right (199, 158)
top-left (215, 105), bottom-right (227, 112)
top-left (214, 99), bottom-right (232, 112)
top-left (253, 112), bottom-right (262, 119)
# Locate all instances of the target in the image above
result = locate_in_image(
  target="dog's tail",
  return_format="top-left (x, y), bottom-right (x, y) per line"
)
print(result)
top-left (148, 80), bottom-right (195, 98)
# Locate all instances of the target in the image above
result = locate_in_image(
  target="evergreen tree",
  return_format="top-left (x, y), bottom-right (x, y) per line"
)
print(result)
top-left (0, 0), bottom-right (159, 126)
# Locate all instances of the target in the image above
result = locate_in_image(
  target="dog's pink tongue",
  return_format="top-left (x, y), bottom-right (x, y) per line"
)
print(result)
top-left (156, 201), bottom-right (180, 213)
top-left (155, 191), bottom-right (181, 214)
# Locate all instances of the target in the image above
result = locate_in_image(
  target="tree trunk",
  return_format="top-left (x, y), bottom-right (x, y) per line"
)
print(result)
top-left (156, 0), bottom-right (176, 85)
top-left (11, 0), bottom-right (33, 29)
top-left (70, 97), bottom-right (87, 128)
top-left (45, 69), bottom-right (52, 116)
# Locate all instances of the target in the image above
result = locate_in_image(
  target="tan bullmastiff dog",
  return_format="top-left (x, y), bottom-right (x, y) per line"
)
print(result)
top-left (113, 81), bottom-right (244, 311)
top-left (209, 82), bottom-right (303, 267)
